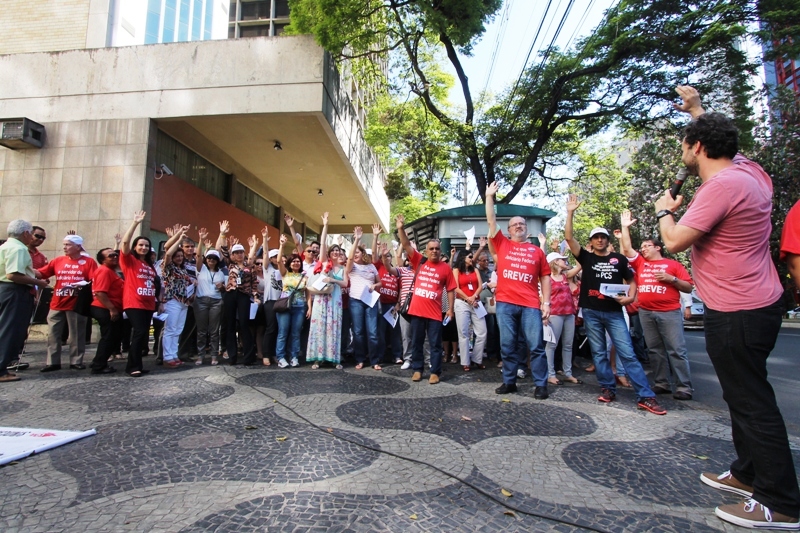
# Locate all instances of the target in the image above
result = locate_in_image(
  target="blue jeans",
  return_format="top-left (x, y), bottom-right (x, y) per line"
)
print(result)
top-left (496, 302), bottom-right (547, 386)
top-left (411, 316), bottom-right (443, 375)
top-left (378, 302), bottom-right (403, 362)
top-left (582, 308), bottom-right (654, 399)
top-left (350, 299), bottom-right (380, 365)
top-left (276, 304), bottom-right (305, 361)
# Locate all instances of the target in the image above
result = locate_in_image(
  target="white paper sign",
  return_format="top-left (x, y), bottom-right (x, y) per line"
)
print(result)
top-left (358, 286), bottom-right (380, 308)
top-left (311, 276), bottom-right (329, 292)
top-left (249, 302), bottom-right (259, 320)
top-left (599, 283), bottom-right (630, 298)
top-left (475, 301), bottom-right (488, 318)
top-left (383, 307), bottom-right (398, 327)
top-left (0, 427), bottom-right (96, 466)
top-left (463, 226), bottom-right (476, 246)
top-left (542, 324), bottom-right (555, 344)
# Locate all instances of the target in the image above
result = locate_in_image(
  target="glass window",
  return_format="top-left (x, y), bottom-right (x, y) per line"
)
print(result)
top-left (206, 0), bottom-right (215, 38)
top-left (162, 0), bottom-right (177, 42)
top-left (239, 24), bottom-right (270, 38)
top-left (235, 185), bottom-right (280, 227)
top-left (156, 131), bottom-right (231, 202)
top-left (178, 0), bottom-right (191, 41)
top-left (240, 0), bottom-right (271, 20)
top-left (192, 0), bottom-right (203, 40)
top-left (145, 0), bottom-right (162, 44)
top-left (274, 23), bottom-right (288, 35)
top-left (228, 25), bottom-right (236, 39)
top-left (274, 0), bottom-right (290, 18)
top-left (228, 1), bottom-right (237, 21)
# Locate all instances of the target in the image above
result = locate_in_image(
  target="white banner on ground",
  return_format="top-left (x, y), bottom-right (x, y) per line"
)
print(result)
top-left (0, 427), bottom-right (96, 465)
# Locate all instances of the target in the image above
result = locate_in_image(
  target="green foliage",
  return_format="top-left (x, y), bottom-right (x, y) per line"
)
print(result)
top-left (389, 195), bottom-right (441, 224)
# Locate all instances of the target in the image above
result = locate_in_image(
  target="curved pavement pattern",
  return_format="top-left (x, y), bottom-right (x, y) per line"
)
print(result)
top-left (1, 343), bottom-right (798, 532)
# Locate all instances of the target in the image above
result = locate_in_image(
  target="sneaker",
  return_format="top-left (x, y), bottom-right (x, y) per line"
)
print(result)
top-left (401, 361), bottom-right (411, 370)
top-left (412, 371), bottom-right (422, 382)
top-left (495, 383), bottom-right (518, 394)
top-left (637, 397), bottom-right (667, 415)
top-left (715, 498), bottom-right (799, 530)
top-left (700, 471), bottom-right (753, 498)
top-left (336, 364), bottom-right (343, 370)
top-left (517, 368), bottom-right (526, 379)
top-left (429, 374), bottom-right (439, 385)
top-left (597, 388), bottom-right (616, 403)
top-left (277, 359), bottom-right (289, 368)
top-left (290, 358), bottom-right (299, 368)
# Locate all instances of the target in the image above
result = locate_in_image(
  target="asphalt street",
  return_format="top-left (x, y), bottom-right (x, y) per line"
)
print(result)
top-left (685, 327), bottom-right (800, 434)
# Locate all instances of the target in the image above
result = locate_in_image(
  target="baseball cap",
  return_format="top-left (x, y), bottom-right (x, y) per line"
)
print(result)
top-left (268, 249), bottom-right (279, 259)
top-left (205, 250), bottom-right (221, 260)
top-left (546, 252), bottom-right (567, 264)
top-left (589, 227), bottom-right (609, 238)
top-left (64, 235), bottom-right (84, 246)
top-left (231, 244), bottom-right (245, 253)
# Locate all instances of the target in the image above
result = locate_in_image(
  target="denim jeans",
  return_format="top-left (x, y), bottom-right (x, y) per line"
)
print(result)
top-left (496, 302), bottom-right (547, 386)
top-left (705, 298), bottom-right (800, 517)
top-left (378, 302), bottom-right (403, 362)
top-left (400, 314), bottom-right (430, 364)
top-left (162, 299), bottom-right (188, 362)
top-left (349, 299), bottom-right (380, 365)
top-left (276, 304), bottom-right (305, 361)
top-left (411, 316), bottom-right (443, 375)
top-left (545, 313), bottom-right (575, 378)
top-left (639, 308), bottom-right (692, 393)
top-left (582, 308), bottom-right (654, 399)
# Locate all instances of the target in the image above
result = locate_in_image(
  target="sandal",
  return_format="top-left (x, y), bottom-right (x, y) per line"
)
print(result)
top-left (585, 364), bottom-right (596, 373)
top-left (373, 365), bottom-right (382, 371)
top-left (472, 363), bottom-right (486, 370)
top-left (129, 371), bottom-right (143, 377)
top-left (563, 376), bottom-right (583, 384)
top-left (547, 377), bottom-right (563, 386)
top-left (262, 358), bottom-right (271, 366)
top-left (355, 363), bottom-right (364, 370)
top-left (311, 364), bottom-right (320, 370)
top-left (195, 358), bottom-right (203, 365)
top-left (463, 366), bottom-right (471, 372)
top-left (222, 351), bottom-right (229, 360)
top-left (211, 357), bottom-right (218, 366)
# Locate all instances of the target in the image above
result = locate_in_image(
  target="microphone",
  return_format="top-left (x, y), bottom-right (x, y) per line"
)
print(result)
top-left (670, 167), bottom-right (690, 199)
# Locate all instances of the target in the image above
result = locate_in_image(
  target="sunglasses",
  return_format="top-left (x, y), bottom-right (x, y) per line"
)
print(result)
top-left (34, 234), bottom-right (46, 240)
top-left (106, 253), bottom-right (119, 258)
top-left (255, 262), bottom-right (263, 266)
top-left (427, 247), bottom-right (441, 251)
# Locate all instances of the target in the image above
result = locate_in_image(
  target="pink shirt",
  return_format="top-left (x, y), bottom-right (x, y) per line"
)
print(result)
top-left (678, 155), bottom-right (782, 312)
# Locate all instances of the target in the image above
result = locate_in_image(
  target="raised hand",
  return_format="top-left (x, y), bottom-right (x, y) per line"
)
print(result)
top-left (133, 211), bottom-right (146, 223)
top-left (566, 194), bottom-right (581, 213)
top-left (219, 220), bottom-right (230, 235)
top-left (621, 210), bottom-right (637, 228)
top-left (613, 229), bottom-right (623, 239)
top-left (114, 233), bottom-right (122, 245)
top-left (486, 181), bottom-right (499, 197)
top-left (321, 212), bottom-right (329, 225)
top-left (203, 239), bottom-right (212, 249)
top-left (165, 226), bottom-right (174, 237)
top-left (372, 223), bottom-right (381, 235)
top-left (284, 214), bottom-right (294, 227)
top-left (479, 236), bottom-right (487, 247)
top-left (353, 226), bottom-right (363, 240)
top-left (171, 223), bottom-right (182, 235)
top-left (279, 234), bottom-right (288, 245)
top-left (673, 85), bottom-right (704, 117)
top-left (180, 224), bottom-right (191, 236)
top-left (538, 233), bottom-right (546, 248)
top-left (198, 227), bottom-right (208, 241)
top-left (247, 235), bottom-right (258, 249)
top-left (261, 226), bottom-right (269, 239)
top-left (395, 214), bottom-right (405, 229)
top-left (228, 236), bottom-right (239, 247)
top-left (67, 229), bottom-right (77, 236)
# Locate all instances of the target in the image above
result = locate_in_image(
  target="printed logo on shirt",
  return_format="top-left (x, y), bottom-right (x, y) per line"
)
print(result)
top-left (609, 258), bottom-right (618, 265)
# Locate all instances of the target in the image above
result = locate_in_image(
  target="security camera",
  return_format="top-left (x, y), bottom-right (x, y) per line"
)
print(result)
top-left (160, 164), bottom-right (174, 175)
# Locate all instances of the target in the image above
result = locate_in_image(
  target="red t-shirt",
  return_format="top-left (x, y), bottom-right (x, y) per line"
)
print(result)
top-left (490, 231), bottom-right (550, 308)
top-left (374, 262), bottom-right (400, 304)
top-left (679, 155), bottom-right (782, 312)
top-left (407, 249), bottom-right (456, 321)
top-left (780, 199), bottom-right (800, 262)
top-left (628, 254), bottom-right (693, 312)
top-left (455, 269), bottom-right (480, 299)
top-left (119, 251), bottom-right (157, 310)
top-left (91, 265), bottom-right (124, 311)
top-left (38, 255), bottom-right (98, 311)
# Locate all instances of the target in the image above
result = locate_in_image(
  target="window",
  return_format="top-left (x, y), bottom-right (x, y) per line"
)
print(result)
top-left (156, 131), bottom-right (231, 202)
top-left (144, 0), bottom-right (162, 44)
top-left (239, 24), bottom-right (270, 38)
top-left (235, 184), bottom-right (280, 227)
top-left (228, 0), bottom-right (290, 38)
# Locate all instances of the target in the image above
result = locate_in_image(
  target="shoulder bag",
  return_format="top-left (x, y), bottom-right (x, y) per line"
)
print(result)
top-left (274, 272), bottom-right (306, 313)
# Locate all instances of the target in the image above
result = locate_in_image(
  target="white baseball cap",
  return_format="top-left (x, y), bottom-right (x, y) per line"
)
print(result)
top-left (231, 244), bottom-right (246, 253)
top-left (268, 249), bottom-right (279, 259)
top-left (546, 252), bottom-right (567, 264)
top-left (589, 227), bottom-right (609, 238)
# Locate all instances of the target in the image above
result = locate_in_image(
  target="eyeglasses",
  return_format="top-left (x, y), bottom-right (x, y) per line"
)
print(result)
top-left (255, 262), bottom-right (263, 266)
top-left (427, 247), bottom-right (441, 251)
top-left (34, 234), bottom-right (46, 240)
top-left (106, 253), bottom-right (119, 258)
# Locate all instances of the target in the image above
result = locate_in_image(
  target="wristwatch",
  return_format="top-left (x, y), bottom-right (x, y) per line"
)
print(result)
top-left (656, 209), bottom-right (674, 220)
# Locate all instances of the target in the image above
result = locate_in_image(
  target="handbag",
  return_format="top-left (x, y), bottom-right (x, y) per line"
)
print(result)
top-left (74, 282), bottom-right (93, 317)
top-left (399, 263), bottom-right (423, 320)
top-left (307, 271), bottom-right (334, 295)
top-left (274, 273), bottom-right (305, 313)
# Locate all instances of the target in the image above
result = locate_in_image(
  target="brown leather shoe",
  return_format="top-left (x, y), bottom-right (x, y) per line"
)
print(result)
top-left (701, 471), bottom-right (753, 498)
top-left (715, 498), bottom-right (799, 529)
top-left (428, 374), bottom-right (440, 384)
top-left (0, 373), bottom-right (21, 382)
top-left (412, 371), bottom-right (422, 382)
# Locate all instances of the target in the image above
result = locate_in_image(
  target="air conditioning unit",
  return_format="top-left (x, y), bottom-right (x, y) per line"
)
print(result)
top-left (0, 118), bottom-right (45, 150)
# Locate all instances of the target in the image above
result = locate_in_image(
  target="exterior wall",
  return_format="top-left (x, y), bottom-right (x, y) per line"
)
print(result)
top-left (0, 0), bottom-right (92, 55)
top-left (0, 118), bottom-right (150, 259)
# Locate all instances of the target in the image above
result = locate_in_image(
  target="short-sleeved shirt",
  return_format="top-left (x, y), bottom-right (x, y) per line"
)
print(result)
top-left (575, 248), bottom-right (633, 313)
top-left (118, 251), bottom-right (157, 311)
top-left (38, 255), bottom-right (98, 311)
top-left (549, 276), bottom-right (575, 316)
top-left (490, 232), bottom-right (550, 308)
top-left (0, 238), bottom-right (36, 285)
top-left (455, 269), bottom-right (480, 299)
top-left (628, 254), bottom-right (693, 312)
top-left (407, 249), bottom-right (456, 321)
top-left (374, 261), bottom-right (399, 304)
top-left (349, 263), bottom-right (379, 302)
top-left (91, 265), bottom-right (124, 310)
top-left (29, 248), bottom-right (48, 269)
top-left (780, 198), bottom-right (800, 262)
top-left (679, 154), bottom-right (782, 312)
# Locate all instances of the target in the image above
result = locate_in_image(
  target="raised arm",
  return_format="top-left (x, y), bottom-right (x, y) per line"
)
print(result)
top-left (485, 181), bottom-right (499, 237)
top-left (164, 226), bottom-right (189, 267)
top-left (247, 234), bottom-right (258, 264)
top-left (284, 214), bottom-right (303, 256)
top-left (216, 220), bottom-right (229, 251)
top-left (618, 210), bottom-right (637, 258)
top-left (673, 85), bottom-right (706, 119)
top-left (346, 226), bottom-right (362, 273)
top-left (395, 215), bottom-right (415, 259)
top-left (564, 194), bottom-right (582, 257)
top-left (277, 234), bottom-right (288, 276)
top-left (197, 227), bottom-right (209, 258)
top-left (121, 211), bottom-right (146, 255)
top-left (319, 212), bottom-right (330, 262)
top-left (163, 224), bottom-right (186, 255)
top-left (371, 223), bottom-right (381, 262)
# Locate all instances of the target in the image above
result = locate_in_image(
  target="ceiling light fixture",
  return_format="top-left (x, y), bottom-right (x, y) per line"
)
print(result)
top-left (341, 215), bottom-right (346, 220)
top-left (273, 140), bottom-right (282, 151)
top-left (318, 189), bottom-right (324, 196)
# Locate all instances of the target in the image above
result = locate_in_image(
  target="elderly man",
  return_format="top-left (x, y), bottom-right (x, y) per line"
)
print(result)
top-left (484, 182), bottom-right (552, 398)
top-left (656, 85), bottom-right (799, 529)
top-left (617, 211), bottom-right (694, 400)
top-left (396, 214), bottom-right (456, 384)
top-left (0, 220), bottom-right (50, 382)
top-left (38, 235), bottom-right (98, 371)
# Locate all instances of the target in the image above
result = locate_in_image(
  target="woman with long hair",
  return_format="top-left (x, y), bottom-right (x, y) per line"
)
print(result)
top-left (346, 226), bottom-right (382, 370)
top-left (194, 246), bottom-right (225, 366)
top-left (276, 243), bottom-right (307, 367)
top-left (453, 247), bottom-right (487, 371)
top-left (119, 211), bottom-right (158, 377)
top-left (544, 252), bottom-right (582, 385)
top-left (306, 212), bottom-right (348, 369)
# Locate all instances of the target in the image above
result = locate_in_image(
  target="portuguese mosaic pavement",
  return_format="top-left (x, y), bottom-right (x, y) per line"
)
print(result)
top-left (2, 342), bottom-right (799, 532)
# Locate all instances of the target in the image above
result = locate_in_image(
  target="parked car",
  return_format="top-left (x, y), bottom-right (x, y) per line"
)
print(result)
top-left (684, 291), bottom-right (705, 330)
top-left (787, 307), bottom-right (800, 319)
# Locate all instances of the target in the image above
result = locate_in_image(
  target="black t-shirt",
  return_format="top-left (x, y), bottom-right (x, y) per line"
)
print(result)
top-left (575, 248), bottom-right (633, 312)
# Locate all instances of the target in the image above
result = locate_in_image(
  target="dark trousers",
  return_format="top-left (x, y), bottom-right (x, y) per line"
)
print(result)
top-left (705, 298), bottom-right (800, 516)
top-left (411, 316), bottom-right (443, 375)
top-left (485, 313), bottom-right (500, 359)
top-left (224, 291), bottom-right (255, 364)
top-left (178, 305), bottom-right (197, 357)
top-left (262, 300), bottom-right (278, 359)
top-left (125, 308), bottom-right (153, 374)
top-left (90, 306), bottom-right (122, 370)
top-left (0, 284), bottom-right (33, 376)
top-left (378, 302), bottom-right (403, 362)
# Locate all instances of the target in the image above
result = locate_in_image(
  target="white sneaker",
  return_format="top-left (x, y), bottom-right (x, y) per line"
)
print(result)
top-left (401, 361), bottom-right (411, 370)
top-left (517, 368), bottom-right (526, 379)
top-left (277, 359), bottom-right (289, 368)
top-left (290, 358), bottom-right (299, 367)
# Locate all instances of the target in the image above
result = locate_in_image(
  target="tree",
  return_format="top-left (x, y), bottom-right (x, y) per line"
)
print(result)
top-left (287, 0), bottom-right (782, 203)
